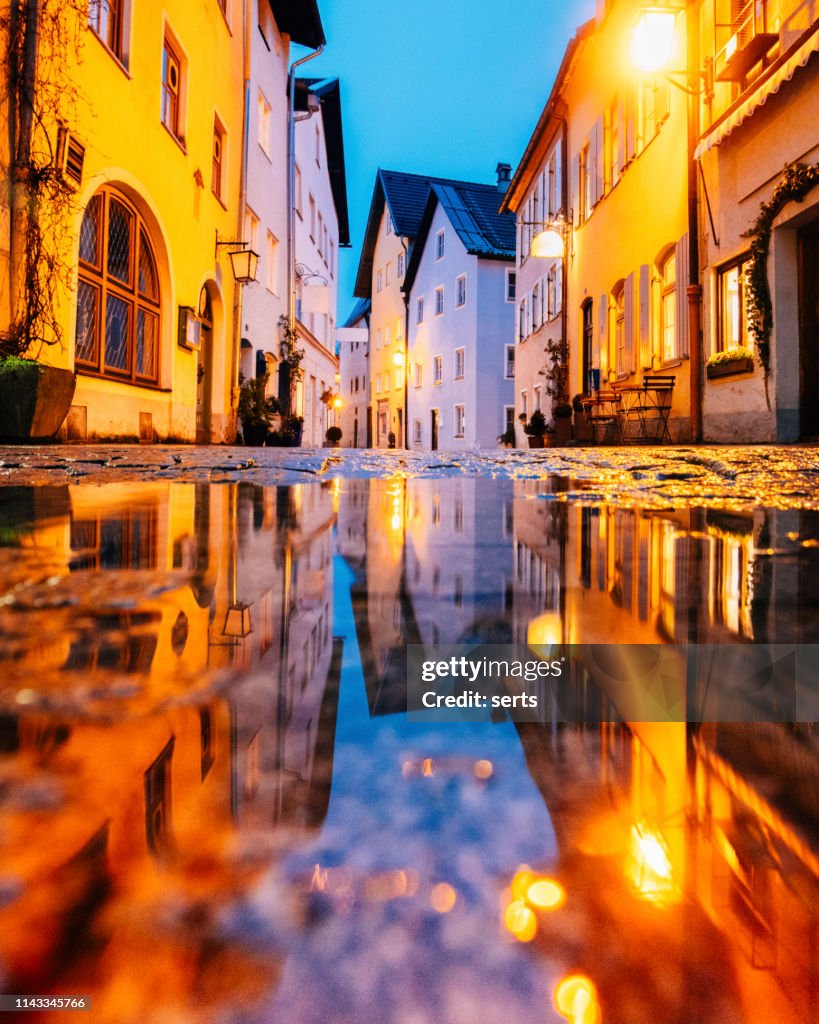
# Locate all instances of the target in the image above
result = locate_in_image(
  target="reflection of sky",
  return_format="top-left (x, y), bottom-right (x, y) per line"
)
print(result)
top-left (271, 554), bottom-right (561, 1024)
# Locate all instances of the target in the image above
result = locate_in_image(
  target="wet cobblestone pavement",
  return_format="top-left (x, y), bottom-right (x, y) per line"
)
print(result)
top-left (0, 447), bottom-right (818, 1023)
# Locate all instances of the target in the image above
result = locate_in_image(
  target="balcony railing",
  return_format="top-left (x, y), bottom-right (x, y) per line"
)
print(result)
top-left (714, 0), bottom-right (779, 81)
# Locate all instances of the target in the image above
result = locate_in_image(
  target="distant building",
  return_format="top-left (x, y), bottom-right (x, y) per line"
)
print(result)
top-left (337, 298), bottom-right (370, 448)
top-left (403, 172), bottom-right (516, 450)
top-left (293, 77), bottom-right (350, 447)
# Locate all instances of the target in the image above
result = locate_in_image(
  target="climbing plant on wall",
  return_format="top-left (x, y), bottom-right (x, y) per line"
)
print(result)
top-left (742, 161), bottom-right (819, 379)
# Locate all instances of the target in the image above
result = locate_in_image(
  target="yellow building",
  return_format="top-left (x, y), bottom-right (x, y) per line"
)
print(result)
top-left (503, 0), bottom-right (694, 440)
top-left (1, 0), bottom-right (325, 443)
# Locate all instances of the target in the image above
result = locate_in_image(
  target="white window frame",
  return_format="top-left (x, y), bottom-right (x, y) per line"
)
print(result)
top-left (506, 269), bottom-right (516, 303)
top-left (265, 231), bottom-right (278, 294)
top-left (413, 418), bottom-right (422, 444)
top-left (454, 404), bottom-right (465, 438)
top-left (456, 274), bottom-right (467, 308)
top-left (257, 89), bottom-right (271, 156)
top-left (398, 251), bottom-right (405, 277)
top-left (435, 229), bottom-right (445, 261)
top-left (434, 286), bottom-right (444, 316)
top-left (376, 269), bottom-right (383, 293)
top-left (433, 355), bottom-right (443, 384)
top-left (454, 347), bottom-right (465, 379)
top-left (416, 296), bottom-right (424, 324)
top-left (414, 361), bottom-right (423, 388)
top-left (505, 344), bottom-right (515, 379)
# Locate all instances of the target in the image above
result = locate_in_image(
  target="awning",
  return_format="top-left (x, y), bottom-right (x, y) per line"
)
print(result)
top-left (695, 25), bottom-right (819, 159)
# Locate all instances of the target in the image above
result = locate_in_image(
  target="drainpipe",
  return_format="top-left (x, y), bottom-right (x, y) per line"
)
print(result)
top-left (686, 0), bottom-right (703, 442)
top-left (287, 45), bottom-right (324, 345)
top-left (401, 236), bottom-right (409, 449)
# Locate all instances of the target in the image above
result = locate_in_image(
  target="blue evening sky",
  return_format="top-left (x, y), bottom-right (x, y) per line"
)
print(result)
top-left (302, 0), bottom-right (596, 324)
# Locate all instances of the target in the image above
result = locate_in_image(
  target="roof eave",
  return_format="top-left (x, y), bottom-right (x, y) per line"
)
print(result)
top-left (269, 0), bottom-right (326, 49)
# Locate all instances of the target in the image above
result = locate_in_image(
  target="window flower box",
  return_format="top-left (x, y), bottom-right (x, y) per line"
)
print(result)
top-left (706, 347), bottom-right (755, 380)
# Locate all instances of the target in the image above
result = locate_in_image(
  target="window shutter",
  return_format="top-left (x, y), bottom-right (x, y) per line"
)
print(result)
top-left (592, 117), bottom-right (604, 204)
top-left (639, 264), bottom-right (651, 368)
top-left (555, 145), bottom-right (563, 217)
top-left (624, 272), bottom-right (636, 373)
top-left (571, 153), bottom-right (581, 226)
top-left (617, 99), bottom-right (627, 171)
top-left (625, 84), bottom-right (637, 163)
top-left (555, 263), bottom-right (563, 315)
top-left (676, 234), bottom-right (689, 358)
top-left (598, 294), bottom-right (608, 371)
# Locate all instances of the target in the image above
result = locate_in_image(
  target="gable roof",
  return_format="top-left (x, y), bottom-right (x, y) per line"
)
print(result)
top-left (354, 169), bottom-right (513, 298)
top-left (343, 297), bottom-right (370, 327)
top-left (296, 78), bottom-right (350, 247)
top-left (402, 180), bottom-right (515, 295)
top-left (269, 0), bottom-right (325, 49)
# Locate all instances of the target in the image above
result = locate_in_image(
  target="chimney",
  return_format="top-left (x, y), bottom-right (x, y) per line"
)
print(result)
top-left (496, 162), bottom-right (512, 192)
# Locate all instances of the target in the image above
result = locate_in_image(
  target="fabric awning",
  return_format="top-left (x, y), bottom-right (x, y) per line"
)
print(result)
top-left (695, 25), bottom-right (819, 159)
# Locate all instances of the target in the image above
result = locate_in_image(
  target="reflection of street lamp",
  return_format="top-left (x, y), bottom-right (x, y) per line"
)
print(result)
top-left (392, 350), bottom-right (404, 368)
top-left (630, 5), bottom-right (702, 440)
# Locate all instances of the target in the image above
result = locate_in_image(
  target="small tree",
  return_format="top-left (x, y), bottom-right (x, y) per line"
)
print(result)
top-left (277, 315), bottom-right (304, 414)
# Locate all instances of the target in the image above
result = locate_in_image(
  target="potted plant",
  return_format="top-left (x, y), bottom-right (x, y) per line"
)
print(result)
top-left (497, 427), bottom-right (516, 448)
top-left (572, 393), bottom-right (588, 442)
top-left (0, 357), bottom-right (76, 441)
top-left (238, 373), bottom-right (279, 446)
top-left (553, 401), bottom-right (573, 445)
top-left (706, 346), bottom-right (755, 380)
top-left (325, 425), bottom-right (342, 447)
top-left (523, 409), bottom-right (547, 448)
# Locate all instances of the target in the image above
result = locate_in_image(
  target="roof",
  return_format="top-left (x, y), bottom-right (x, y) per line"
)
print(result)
top-left (403, 181), bottom-right (515, 294)
top-left (500, 19), bottom-right (594, 214)
top-left (268, 0), bottom-right (325, 49)
top-left (296, 78), bottom-right (351, 247)
top-left (343, 297), bottom-right (370, 327)
top-left (354, 169), bottom-right (513, 298)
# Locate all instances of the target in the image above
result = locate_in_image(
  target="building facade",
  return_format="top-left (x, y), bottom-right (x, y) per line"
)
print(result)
top-left (403, 176), bottom-right (516, 450)
top-left (337, 298), bottom-right (370, 448)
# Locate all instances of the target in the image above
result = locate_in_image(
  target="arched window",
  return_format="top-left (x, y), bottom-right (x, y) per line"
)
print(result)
top-left (75, 188), bottom-right (161, 384)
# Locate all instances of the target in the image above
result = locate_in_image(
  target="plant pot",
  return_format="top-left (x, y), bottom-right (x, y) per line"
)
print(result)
top-left (242, 423), bottom-right (268, 446)
top-left (554, 418), bottom-right (573, 446)
top-left (573, 410), bottom-right (587, 441)
top-left (0, 361), bottom-right (76, 441)
top-left (706, 357), bottom-right (755, 380)
top-left (527, 435), bottom-right (545, 448)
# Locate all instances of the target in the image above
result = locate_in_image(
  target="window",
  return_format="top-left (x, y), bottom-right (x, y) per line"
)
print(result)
top-left (433, 355), bottom-right (443, 384)
top-left (435, 286), bottom-right (444, 316)
top-left (376, 373), bottom-right (382, 393)
top-left (377, 269), bottom-right (383, 293)
top-left (520, 390), bottom-right (527, 417)
top-left (309, 194), bottom-right (316, 239)
top-left (660, 252), bottom-right (676, 362)
top-left (416, 297), bottom-right (424, 324)
top-left (454, 348), bottom-right (465, 379)
top-left (317, 212), bottom-right (323, 256)
top-left (386, 261), bottom-right (392, 286)
top-left (415, 362), bottom-right (423, 388)
top-left (376, 329), bottom-right (382, 350)
top-left (385, 324), bottom-right (390, 347)
top-left (435, 230), bottom-right (445, 261)
top-left (533, 281), bottom-right (542, 330)
top-left (506, 269), bottom-right (516, 302)
top-left (315, 121), bottom-right (321, 166)
top-left (454, 404), bottom-right (465, 437)
top-left (505, 406), bottom-right (515, 433)
top-left (395, 367), bottom-right (404, 389)
top-left (505, 345), bottom-right (515, 378)
top-left (161, 38), bottom-right (182, 140)
top-left (89, 0), bottom-right (124, 63)
top-left (75, 188), bottom-right (161, 385)
top-left (396, 317), bottom-right (404, 341)
top-left (456, 275), bottom-right (466, 307)
top-left (266, 232), bottom-right (278, 293)
top-left (547, 153), bottom-right (558, 217)
top-left (212, 119), bottom-right (225, 201)
top-left (295, 164), bottom-right (302, 216)
top-left (533, 385), bottom-right (541, 412)
top-left (323, 225), bottom-right (328, 263)
top-left (718, 256), bottom-right (752, 352)
top-left (398, 251), bottom-right (405, 277)
top-left (580, 142), bottom-right (591, 221)
top-left (329, 239), bottom-right (335, 277)
top-left (614, 282), bottom-right (626, 377)
top-left (386, 214), bottom-right (393, 235)
top-left (245, 207), bottom-right (259, 253)
top-left (413, 419), bottom-right (422, 444)
top-left (257, 90), bottom-right (271, 156)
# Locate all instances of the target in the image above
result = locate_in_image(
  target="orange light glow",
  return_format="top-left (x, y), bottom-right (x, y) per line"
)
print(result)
top-left (554, 974), bottom-right (600, 1023)
top-left (526, 877), bottom-right (565, 910)
top-left (473, 759), bottom-right (494, 779)
top-left (430, 883), bottom-right (457, 913)
top-left (421, 758), bottom-right (434, 777)
top-left (630, 8), bottom-right (677, 73)
top-left (625, 822), bottom-right (679, 904)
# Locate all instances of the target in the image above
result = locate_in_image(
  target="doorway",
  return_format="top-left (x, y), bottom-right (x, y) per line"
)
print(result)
top-left (430, 408), bottom-right (439, 451)
top-left (196, 287), bottom-right (213, 444)
top-left (800, 225), bottom-right (819, 437)
top-left (377, 400), bottom-right (389, 447)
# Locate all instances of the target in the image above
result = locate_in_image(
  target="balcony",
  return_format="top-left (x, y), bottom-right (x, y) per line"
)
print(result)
top-left (715, 0), bottom-right (779, 81)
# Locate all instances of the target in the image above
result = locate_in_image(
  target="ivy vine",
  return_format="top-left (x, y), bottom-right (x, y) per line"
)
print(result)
top-left (742, 161), bottom-right (819, 379)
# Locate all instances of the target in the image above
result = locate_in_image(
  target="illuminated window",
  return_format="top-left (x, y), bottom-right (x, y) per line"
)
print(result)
top-left (718, 256), bottom-right (752, 351)
top-left (660, 252), bottom-right (676, 362)
top-left (75, 187), bottom-right (161, 385)
top-left (613, 282), bottom-right (626, 377)
top-left (265, 232), bottom-right (278, 293)
top-left (398, 251), bottom-right (405, 277)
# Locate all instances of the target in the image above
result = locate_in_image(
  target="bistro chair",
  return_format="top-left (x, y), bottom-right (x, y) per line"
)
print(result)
top-left (583, 390), bottom-right (622, 445)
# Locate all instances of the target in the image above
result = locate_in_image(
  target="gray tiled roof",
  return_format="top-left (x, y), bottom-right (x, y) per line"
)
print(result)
top-left (430, 181), bottom-right (516, 257)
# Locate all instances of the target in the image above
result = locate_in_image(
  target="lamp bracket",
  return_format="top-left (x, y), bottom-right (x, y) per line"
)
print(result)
top-left (296, 262), bottom-right (328, 286)
top-left (215, 230), bottom-right (249, 259)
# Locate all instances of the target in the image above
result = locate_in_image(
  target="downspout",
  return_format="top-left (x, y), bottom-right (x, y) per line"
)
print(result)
top-left (686, 0), bottom-right (703, 442)
top-left (401, 236), bottom-right (409, 449)
top-left (557, 112), bottom-right (570, 397)
top-left (287, 43), bottom-right (324, 344)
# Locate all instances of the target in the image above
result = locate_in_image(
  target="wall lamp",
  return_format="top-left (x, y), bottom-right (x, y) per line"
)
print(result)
top-left (215, 231), bottom-right (259, 284)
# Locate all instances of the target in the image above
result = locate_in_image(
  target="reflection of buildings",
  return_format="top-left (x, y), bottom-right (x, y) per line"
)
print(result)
top-left (508, 481), bottom-right (819, 1023)
top-left (0, 480), bottom-right (340, 995)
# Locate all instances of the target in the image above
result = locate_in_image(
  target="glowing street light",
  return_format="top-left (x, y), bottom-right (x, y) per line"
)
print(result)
top-left (393, 350), bottom-right (405, 368)
top-left (630, 7), bottom-right (678, 73)
top-left (531, 226), bottom-right (565, 259)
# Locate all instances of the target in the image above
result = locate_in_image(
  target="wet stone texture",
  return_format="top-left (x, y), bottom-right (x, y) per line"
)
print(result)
top-left (0, 446), bottom-right (818, 1023)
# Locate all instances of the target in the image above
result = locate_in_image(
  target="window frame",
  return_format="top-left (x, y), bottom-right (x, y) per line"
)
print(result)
top-left (435, 229), bottom-right (445, 261)
top-left (433, 355), bottom-right (443, 384)
top-left (257, 89), bottom-right (271, 157)
top-left (456, 274), bottom-right (467, 308)
top-left (454, 404), bottom-right (465, 438)
top-left (717, 253), bottom-right (753, 353)
top-left (434, 286), bottom-right (444, 317)
top-left (505, 344), bottom-right (515, 379)
top-left (416, 297), bottom-right (424, 324)
top-left (454, 347), bottom-right (465, 380)
top-left (211, 116), bottom-right (226, 203)
top-left (506, 269), bottom-right (516, 303)
top-left (161, 35), bottom-right (184, 143)
top-left (89, 0), bottom-right (126, 67)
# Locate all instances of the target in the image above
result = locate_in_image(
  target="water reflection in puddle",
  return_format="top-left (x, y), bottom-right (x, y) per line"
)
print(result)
top-left (0, 478), bottom-right (818, 1023)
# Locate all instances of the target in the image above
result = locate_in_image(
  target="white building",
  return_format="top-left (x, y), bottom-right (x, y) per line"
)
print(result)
top-left (337, 298), bottom-right (370, 447)
top-left (403, 173), bottom-right (516, 450)
top-left (293, 77), bottom-right (350, 447)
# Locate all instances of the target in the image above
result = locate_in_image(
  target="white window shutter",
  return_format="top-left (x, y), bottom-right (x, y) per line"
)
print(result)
top-left (676, 233), bottom-right (689, 358)
top-left (571, 153), bottom-right (580, 226)
top-left (639, 264), bottom-right (651, 368)
top-left (593, 117), bottom-right (604, 204)
top-left (555, 145), bottom-right (563, 217)
top-left (617, 99), bottom-right (627, 171)
top-left (555, 263), bottom-right (563, 315)
top-left (624, 271), bottom-right (635, 373)
top-left (625, 84), bottom-right (637, 163)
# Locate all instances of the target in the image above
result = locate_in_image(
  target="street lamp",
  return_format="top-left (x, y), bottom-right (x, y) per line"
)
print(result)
top-left (392, 350), bottom-right (405, 368)
top-left (215, 234), bottom-right (260, 285)
top-left (630, 7), bottom-right (678, 73)
top-left (530, 226), bottom-right (565, 260)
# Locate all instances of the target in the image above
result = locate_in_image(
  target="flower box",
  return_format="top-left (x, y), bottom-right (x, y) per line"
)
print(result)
top-left (706, 356), bottom-right (755, 380)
